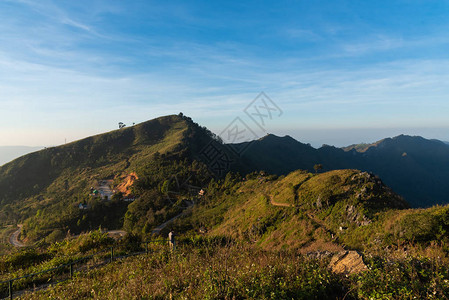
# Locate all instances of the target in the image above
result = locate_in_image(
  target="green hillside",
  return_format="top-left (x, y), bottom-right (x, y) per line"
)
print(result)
top-left (0, 114), bottom-right (216, 242)
top-left (175, 169), bottom-right (409, 252)
top-left (7, 168), bottom-right (449, 299)
top-left (2, 114), bottom-right (449, 249)
top-left (0, 114), bottom-right (187, 206)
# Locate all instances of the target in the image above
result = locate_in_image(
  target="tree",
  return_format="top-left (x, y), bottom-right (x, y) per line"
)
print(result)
top-left (314, 164), bottom-right (323, 174)
top-left (118, 122), bottom-right (126, 129)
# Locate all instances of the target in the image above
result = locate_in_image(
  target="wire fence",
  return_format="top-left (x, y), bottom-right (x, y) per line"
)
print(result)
top-left (0, 239), bottom-right (169, 300)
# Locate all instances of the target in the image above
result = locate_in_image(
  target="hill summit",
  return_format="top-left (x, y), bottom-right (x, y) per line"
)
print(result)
top-left (0, 114), bottom-right (217, 240)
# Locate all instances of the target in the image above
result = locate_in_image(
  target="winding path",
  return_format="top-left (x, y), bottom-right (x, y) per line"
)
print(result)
top-left (9, 226), bottom-right (127, 247)
top-left (270, 199), bottom-right (294, 207)
top-left (106, 230), bottom-right (127, 239)
top-left (9, 199), bottom-right (195, 246)
top-left (269, 195), bottom-right (339, 243)
top-left (9, 225), bottom-right (25, 247)
top-left (151, 202), bottom-right (194, 235)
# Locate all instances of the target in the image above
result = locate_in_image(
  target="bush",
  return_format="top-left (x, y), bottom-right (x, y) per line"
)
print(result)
top-left (118, 233), bottom-right (142, 252)
top-left (46, 229), bottom-right (65, 244)
top-left (352, 256), bottom-right (449, 299)
top-left (0, 248), bottom-right (52, 273)
top-left (77, 230), bottom-right (114, 253)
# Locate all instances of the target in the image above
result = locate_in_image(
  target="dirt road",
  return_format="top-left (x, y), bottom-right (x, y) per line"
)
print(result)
top-left (106, 230), bottom-right (127, 239)
top-left (9, 225), bottom-right (25, 247)
top-left (152, 203), bottom-right (194, 235)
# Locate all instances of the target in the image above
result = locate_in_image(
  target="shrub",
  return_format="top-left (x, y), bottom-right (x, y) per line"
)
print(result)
top-left (46, 229), bottom-right (65, 244)
top-left (77, 230), bottom-right (114, 253)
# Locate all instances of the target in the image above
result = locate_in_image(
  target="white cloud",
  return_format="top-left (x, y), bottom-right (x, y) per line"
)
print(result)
top-left (1, 1), bottom-right (449, 145)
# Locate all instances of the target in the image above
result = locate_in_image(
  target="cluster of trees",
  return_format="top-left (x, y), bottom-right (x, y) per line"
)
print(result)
top-left (22, 196), bottom-right (129, 242)
top-left (123, 151), bottom-right (213, 236)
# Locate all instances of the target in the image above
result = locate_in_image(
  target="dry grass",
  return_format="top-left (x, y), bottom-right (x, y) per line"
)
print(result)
top-left (21, 244), bottom-right (344, 300)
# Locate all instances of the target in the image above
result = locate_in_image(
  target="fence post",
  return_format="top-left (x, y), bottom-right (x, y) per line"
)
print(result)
top-left (8, 280), bottom-right (12, 300)
top-left (70, 263), bottom-right (74, 279)
top-left (110, 247), bottom-right (114, 262)
top-left (145, 242), bottom-right (148, 254)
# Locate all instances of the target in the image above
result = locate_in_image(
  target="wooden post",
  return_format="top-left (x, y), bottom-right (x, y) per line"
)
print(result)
top-left (110, 247), bottom-right (114, 262)
top-left (9, 280), bottom-right (12, 300)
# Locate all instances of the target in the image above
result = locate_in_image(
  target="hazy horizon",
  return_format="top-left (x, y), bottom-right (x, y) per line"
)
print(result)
top-left (2, 121), bottom-right (448, 149)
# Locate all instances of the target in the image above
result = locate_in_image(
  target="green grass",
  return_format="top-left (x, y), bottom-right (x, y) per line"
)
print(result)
top-left (0, 226), bottom-right (14, 256)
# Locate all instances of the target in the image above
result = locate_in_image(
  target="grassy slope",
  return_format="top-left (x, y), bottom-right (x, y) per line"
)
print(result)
top-left (20, 241), bottom-right (449, 300)
top-left (4, 169), bottom-right (449, 299)
top-left (20, 244), bottom-right (344, 300)
top-left (174, 169), bottom-right (409, 254)
top-left (14, 165), bottom-right (449, 299)
top-left (0, 114), bottom-right (187, 202)
top-left (191, 169), bottom-right (449, 260)
top-left (0, 115), bottom-right (191, 241)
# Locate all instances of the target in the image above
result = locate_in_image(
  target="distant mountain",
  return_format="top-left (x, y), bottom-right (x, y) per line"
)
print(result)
top-left (238, 134), bottom-right (449, 208)
top-left (235, 135), bottom-right (318, 175)
top-left (0, 146), bottom-right (43, 166)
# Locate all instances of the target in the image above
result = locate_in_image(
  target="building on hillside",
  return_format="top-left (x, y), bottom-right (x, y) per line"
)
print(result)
top-left (124, 196), bottom-right (136, 202)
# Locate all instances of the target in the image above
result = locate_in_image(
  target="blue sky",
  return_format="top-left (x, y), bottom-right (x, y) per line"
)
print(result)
top-left (1, 0), bottom-right (449, 147)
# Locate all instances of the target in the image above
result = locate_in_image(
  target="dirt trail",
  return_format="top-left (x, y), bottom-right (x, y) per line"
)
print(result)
top-left (9, 225), bottom-right (25, 247)
top-left (269, 197), bottom-right (339, 244)
top-left (10, 227), bottom-right (127, 247)
top-left (152, 203), bottom-right (194, 235)
top-left (270, 199), bottom-right (294, 207)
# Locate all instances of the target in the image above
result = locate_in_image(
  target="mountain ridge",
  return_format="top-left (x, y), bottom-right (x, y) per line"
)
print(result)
top-left (2, 116), bottom-right (448, 211)
top-left (0, 114), bottom-right (448, 244)
top-left (237, 133), bottom-right (449, 207)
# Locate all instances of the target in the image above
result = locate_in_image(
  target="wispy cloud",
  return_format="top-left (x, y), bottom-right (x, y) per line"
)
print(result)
top-left (60, 17), bottom-right (92, 32)
top-left (0, 1), bottom-right (449, 145)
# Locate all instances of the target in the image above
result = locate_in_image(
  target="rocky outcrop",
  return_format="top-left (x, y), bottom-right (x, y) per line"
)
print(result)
top-left (329, 250), bottom-right (368, 275)
top-left (346, 205), bottom-right (371, 226)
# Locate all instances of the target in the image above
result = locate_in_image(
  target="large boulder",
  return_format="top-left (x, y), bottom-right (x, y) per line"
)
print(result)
top-left (329, 250), bottom-right (368, 275)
